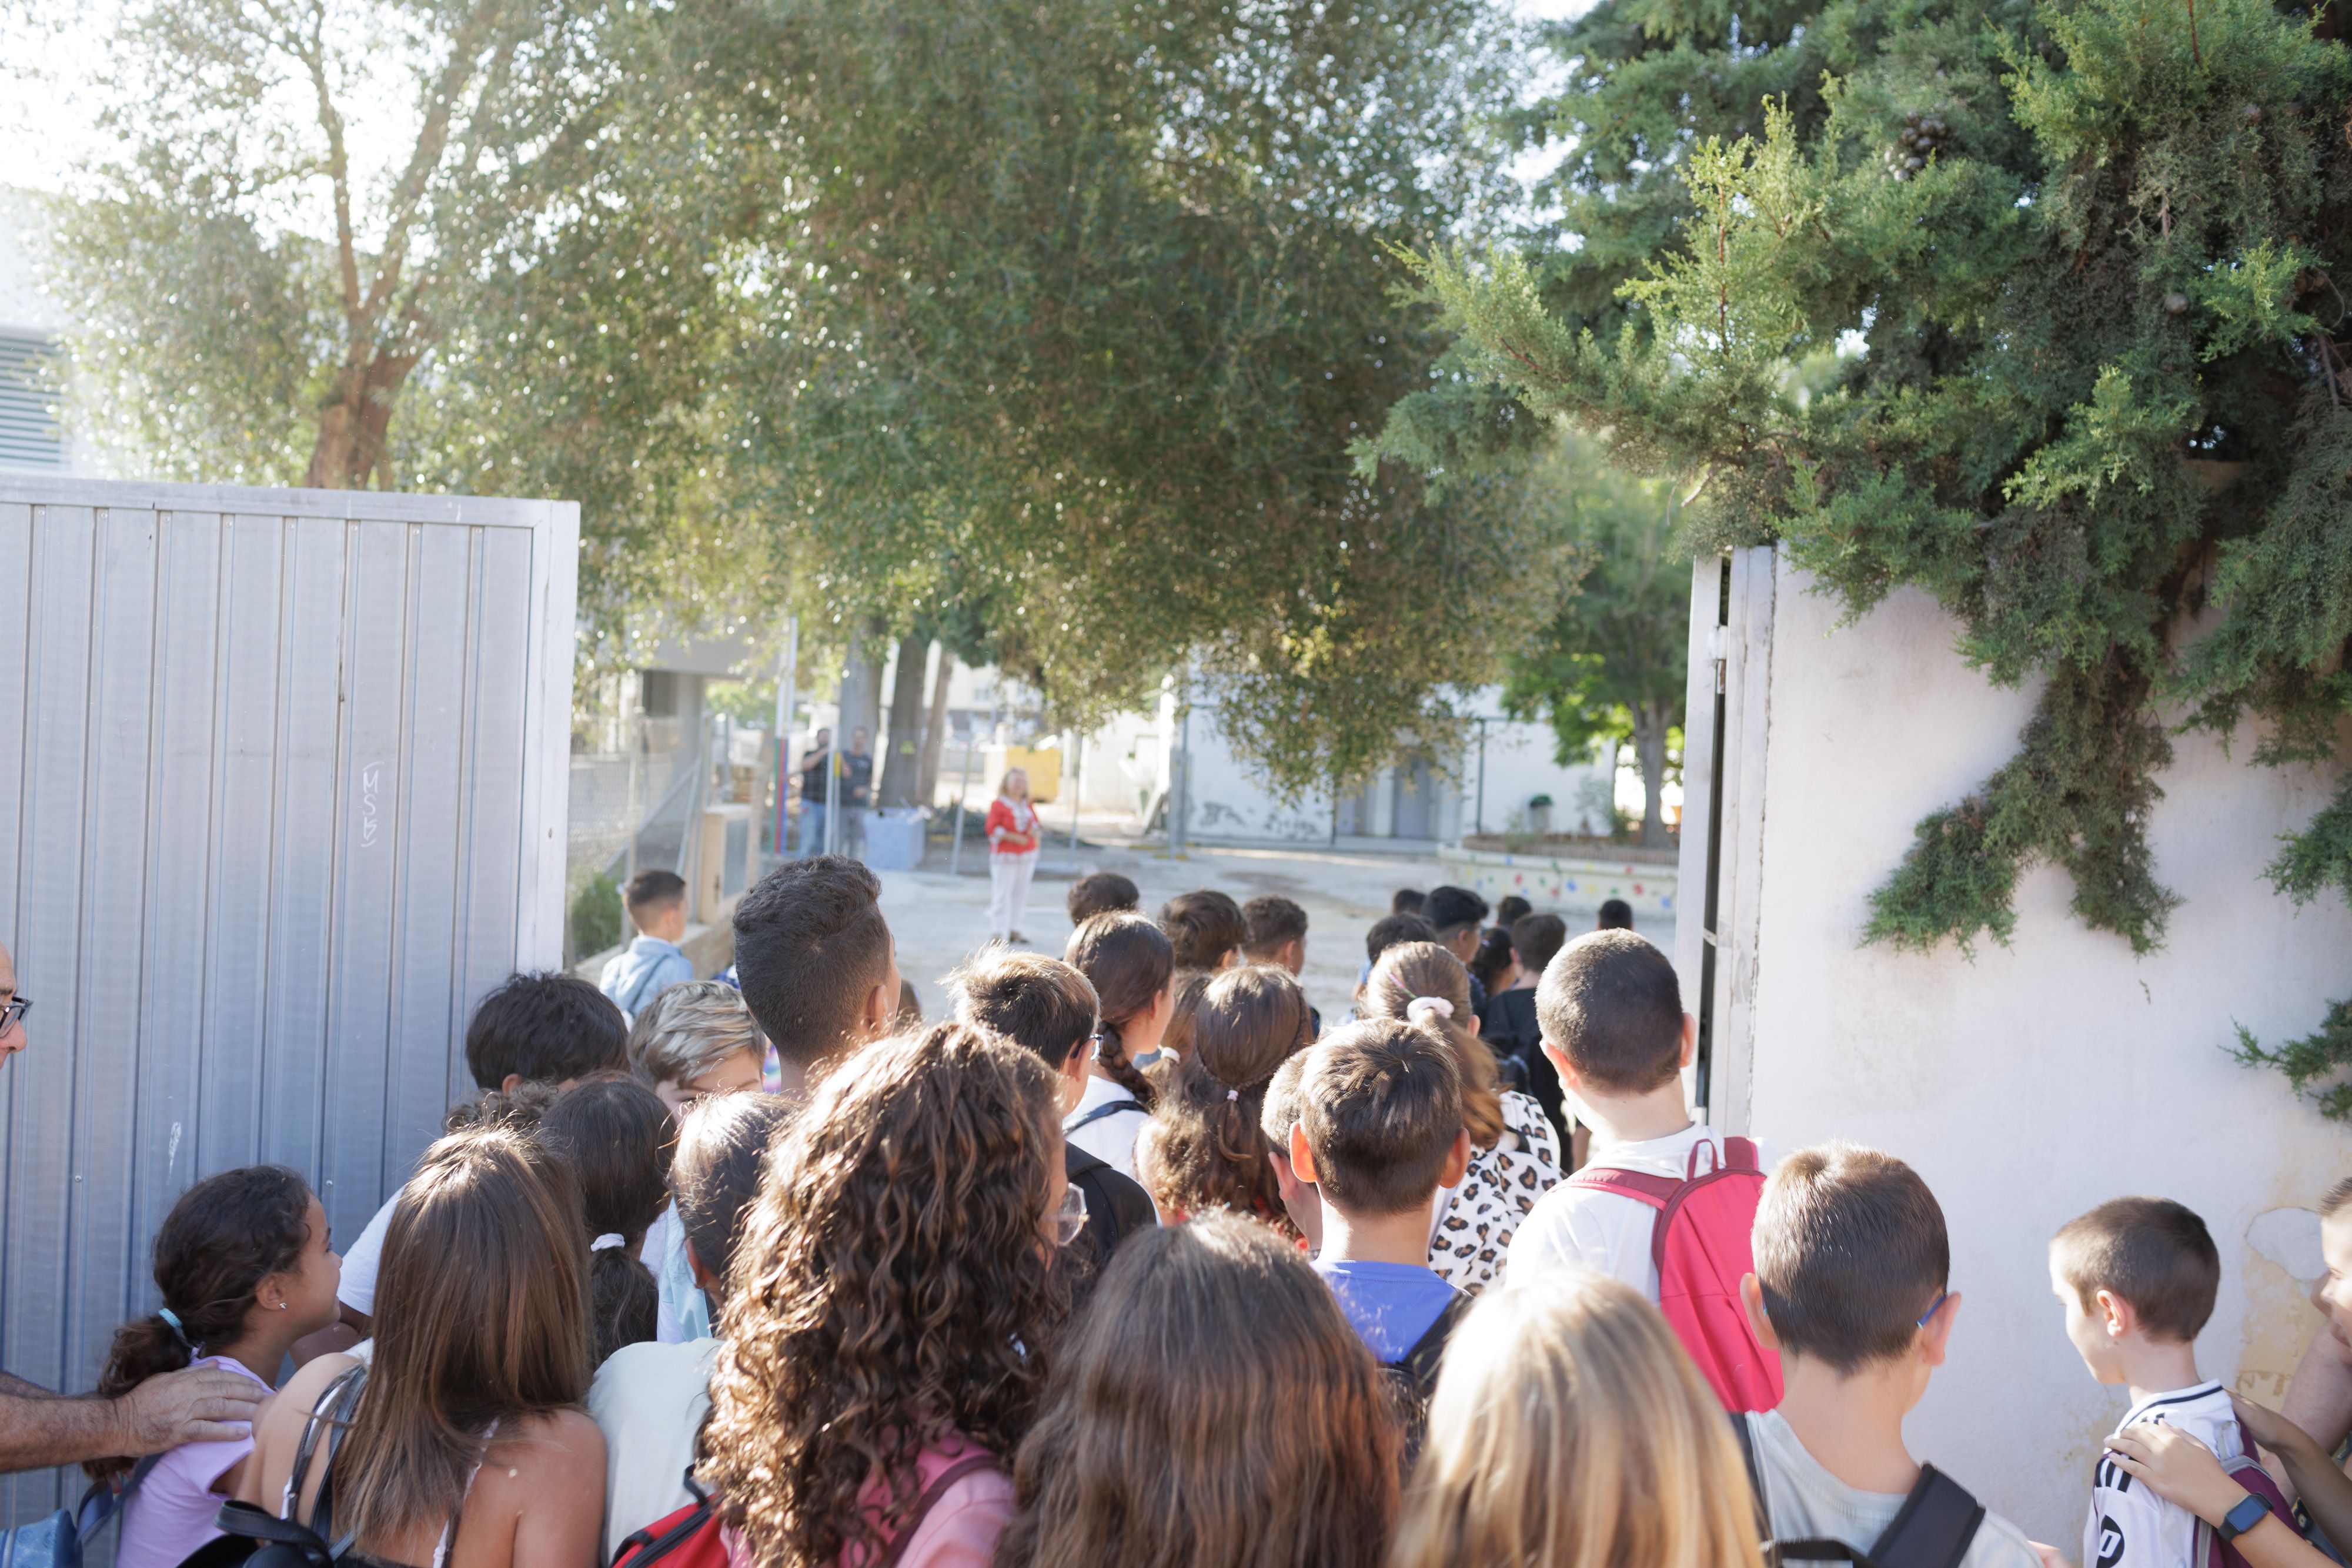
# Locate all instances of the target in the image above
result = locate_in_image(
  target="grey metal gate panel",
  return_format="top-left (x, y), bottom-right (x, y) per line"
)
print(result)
top-left (0, 480), bottom-right (576, 1522)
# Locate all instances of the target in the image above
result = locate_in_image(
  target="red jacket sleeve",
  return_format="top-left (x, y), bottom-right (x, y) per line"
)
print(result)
top-left (985, 800), bottom-right (1013, 837)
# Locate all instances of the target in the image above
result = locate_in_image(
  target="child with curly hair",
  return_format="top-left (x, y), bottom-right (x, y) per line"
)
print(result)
top-left (1134, 965), bottom-right (1317, 1239)
top-left (700, 1022), bottom-right (1076, 1568)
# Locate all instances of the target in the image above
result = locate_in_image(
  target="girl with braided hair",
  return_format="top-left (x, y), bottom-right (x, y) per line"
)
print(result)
top-left (1133, 965), bottom-right (1317, 1241)
top-left (1060, 912), bottom-right (1175, 1179)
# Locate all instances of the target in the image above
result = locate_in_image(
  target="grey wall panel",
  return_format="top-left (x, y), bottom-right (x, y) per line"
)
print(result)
top-left (0, 482), bottom-right (576, 1523)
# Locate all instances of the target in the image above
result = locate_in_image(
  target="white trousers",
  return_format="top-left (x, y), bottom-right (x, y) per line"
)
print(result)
top-left (988, 849), bottom-right (1039, 938)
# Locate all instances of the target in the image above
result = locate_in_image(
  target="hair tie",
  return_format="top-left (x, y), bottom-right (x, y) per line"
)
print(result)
top-left (592, 1233), bottom-right (627, 1252)
top-left (1226, 1087), bottom-right (1240, 1102)
top-left (1406, 995), bottom-right (1455, 1022)
top-left (157, 1306), bottom-right (193, 1350)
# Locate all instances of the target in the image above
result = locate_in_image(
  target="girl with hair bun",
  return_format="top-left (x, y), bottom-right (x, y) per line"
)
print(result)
top-left (1134, 965), bottom-right (1316, 1239)
top-left (90, 1165), bottom-right (340, 1568)
top-left (1061, 912), bottom-right (1175, 1178)
top-left (1362, 941), bottom-right (1562, 1292)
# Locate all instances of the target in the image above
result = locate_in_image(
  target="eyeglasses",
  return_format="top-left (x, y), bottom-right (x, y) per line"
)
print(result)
top-left (1917, 1290), bottom-right (1950, 1329)
top-left (1052, 1185), bottom-right (1089, 1248)
top-left (0, 996), bottom-right (28, 1032)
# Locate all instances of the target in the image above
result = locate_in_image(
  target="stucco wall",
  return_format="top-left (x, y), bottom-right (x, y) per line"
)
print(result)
top-left (1722, 553), bottom-right (2351, 1542)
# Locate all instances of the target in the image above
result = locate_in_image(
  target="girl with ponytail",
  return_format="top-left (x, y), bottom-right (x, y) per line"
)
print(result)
top-left (538, 1074), bottom-right (673, 1364)
top-left (1061, 912), bottom-right (1175, 1179)
top-left (1362, 941), bottom-right (1563, 1293)
top-left (92, 1165), bottom-right (340, 1568)
top-left (1134, 965), bottom-right (1317, 1239)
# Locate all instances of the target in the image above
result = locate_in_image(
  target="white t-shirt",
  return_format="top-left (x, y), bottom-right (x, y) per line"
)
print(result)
top-left (336, 1193), bottom-right (401, 1316)
top-left (1504, 1123), bottom-right (1768, 1298)
top-left (586, 1337), bottom-right (723, 1563)
top-left (1064, 1075), bottom-right (1148, 1180)
top-left (2086, 1382), bottom-right (2242, 1568)
top-left (1743, 1409), bottom-right (2044, 1568)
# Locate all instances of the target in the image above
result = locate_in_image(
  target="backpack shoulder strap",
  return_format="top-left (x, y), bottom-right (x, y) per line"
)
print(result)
top-left (1064, 1099), bottom-right (1144, 1134)
top-left (1723, 1136), bottom-right (1762, 1174)
top-left (1562, 1164), bottom-right (1681, 1206)
top-left (875, 1455), bottom-right (1001, 1568)
top-left (1866, 1463), bottom-right (1983, 1568)
top-left (1395, 1293), bottom-right (1474, 1394)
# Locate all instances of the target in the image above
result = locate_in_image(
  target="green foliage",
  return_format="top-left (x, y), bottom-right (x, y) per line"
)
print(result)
top-left (1368, 0), bottom-right (2352, 1110)
top-left (570, 870), bottom-right (623, 962)
top-left (2234, 1001), bottom-right (2352, 1122)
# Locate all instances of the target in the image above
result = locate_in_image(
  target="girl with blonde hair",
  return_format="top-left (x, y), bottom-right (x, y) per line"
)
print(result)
top-left (1361, 940), bottom-right (1561, 1292)
top-left (1388, 1273), bottom-right (1766, 1568)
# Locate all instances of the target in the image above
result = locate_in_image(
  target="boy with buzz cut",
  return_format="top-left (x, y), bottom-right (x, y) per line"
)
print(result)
top-left (601, 868), bottom-right (697, 1017)
top-left (2053, 1196), bottom-right (2252, 1568)
top-left (1289, 1019), bottom-right (1472, 1380)
top-left (1740, 1145), bottom-right (2053, 1568)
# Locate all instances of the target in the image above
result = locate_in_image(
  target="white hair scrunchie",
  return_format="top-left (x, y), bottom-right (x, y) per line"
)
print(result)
top-left (591, 1233), bottom-right (627, 1252)
top-left (1405, 995), bottom-right (1455, 1024)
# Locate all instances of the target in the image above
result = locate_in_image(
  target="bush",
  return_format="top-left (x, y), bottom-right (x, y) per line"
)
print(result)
top-left (571, 871), bottom-right (623, 959)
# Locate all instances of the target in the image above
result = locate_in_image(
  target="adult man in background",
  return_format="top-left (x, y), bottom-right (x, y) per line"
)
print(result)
top-left (797, 727), bottom-right (834, 856)
top-left (841, 727), bottom-right (875, 861)
top-left (0, 940), bottom-right (267, 1470)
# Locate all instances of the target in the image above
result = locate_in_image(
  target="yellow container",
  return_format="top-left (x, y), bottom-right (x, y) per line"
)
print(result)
top-left (983, 745), bottom-right (1063, 804)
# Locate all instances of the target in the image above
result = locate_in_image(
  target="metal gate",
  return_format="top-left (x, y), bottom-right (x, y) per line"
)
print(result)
top-left (0, 479), bottom-right (576, 1519)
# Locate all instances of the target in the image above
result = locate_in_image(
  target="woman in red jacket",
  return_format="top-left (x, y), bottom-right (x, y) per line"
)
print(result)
top-left (986, 767), bottom-right (1042, 944)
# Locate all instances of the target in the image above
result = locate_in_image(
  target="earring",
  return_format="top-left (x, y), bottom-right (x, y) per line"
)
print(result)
top-left (272, 1302), bottom-right (288, 1310)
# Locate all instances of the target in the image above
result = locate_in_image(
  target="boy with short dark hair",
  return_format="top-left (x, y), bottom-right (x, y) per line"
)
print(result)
top-left (951, 950), bottom-right (1158, 1279)
top-left (2053, 1197), bottom-right (2241, 1568)
top-left (731, 855), bottom-right (901, 1092)
top-left (602, 869), bottom-right (696, 1017)
top-left (1259, 1052), bottom-right (1320, 1251)
top-left (1390, 888), bottom-right (1425, 917)
top-left (1067, 871), bottom-right (1140, 925)
top-left (1479, 912), bottom-right (1570, 1139)
top-left (1596, 897), bottom-right (1633, 930)
top-left (1289, 1021), bottom-right (1472, 1383)
top-left (1241, 895), bottom-right (1308, 974)
top-left (1160, 889), bottom-right (1247, 972)
top-left (1738, 1145), bottom-right (2047, 1568)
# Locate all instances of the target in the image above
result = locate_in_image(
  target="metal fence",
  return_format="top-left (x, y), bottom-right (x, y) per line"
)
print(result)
top-left (0, 479), bottom-right (576, 1521)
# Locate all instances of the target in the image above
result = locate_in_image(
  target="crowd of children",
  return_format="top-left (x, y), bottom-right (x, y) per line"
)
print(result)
top-left (64, 854), bottom-right (2352, 1568)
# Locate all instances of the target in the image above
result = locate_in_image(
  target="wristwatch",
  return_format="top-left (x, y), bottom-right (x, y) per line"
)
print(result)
top-left (2217, 1493), bottom-right (2271, 1544)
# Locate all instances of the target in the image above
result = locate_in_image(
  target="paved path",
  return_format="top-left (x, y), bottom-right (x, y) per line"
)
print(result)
top-left (877, 837), bottom-right (1446, 1027)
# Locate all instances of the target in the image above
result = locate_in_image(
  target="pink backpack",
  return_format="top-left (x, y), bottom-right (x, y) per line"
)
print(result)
top-left (1565, 1135), bottom-right (1783, 1412)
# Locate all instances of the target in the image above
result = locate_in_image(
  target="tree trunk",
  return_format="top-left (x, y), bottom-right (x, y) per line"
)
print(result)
top-left (916, 649), bottom-right (957, 807)
top-left (836, 618), bottom-right (886, 755)
top-left (1633, 701), bottom-right (1671, 847)
top-left (877, 635), bottom-right (933, 809)
top-left (306, 350), bottom-right (417, 489)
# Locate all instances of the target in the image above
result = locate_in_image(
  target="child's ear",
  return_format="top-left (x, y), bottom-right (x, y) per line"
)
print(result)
top-left (1741, 1273), bottom-right (1780, 1349)
top-left (1287, 1121), bottom-right (1320, 1185)
top-left (1438, 1127), bottom-right (1472, 1189)
top-left (861, 981), bottom-right (894, 1039)
top-left (1678, 1012), bottom-right (1698, 1071)
top-left (687, 1242), bottom-right (720, 1294)
top-left (1920, 1291), bottom-right (1962, 1367)
top-left (1541, 1038), bottom-right (1578, 1093)
top-left (2096, 1288), bottom-right (2130, 1339)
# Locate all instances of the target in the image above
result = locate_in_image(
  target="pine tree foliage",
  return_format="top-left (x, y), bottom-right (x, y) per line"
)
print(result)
top-left (1368, 0), bottom-right (2352, 1110)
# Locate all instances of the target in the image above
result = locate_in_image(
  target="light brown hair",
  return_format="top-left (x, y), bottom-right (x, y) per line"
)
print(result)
top-left (995, 1212), bottom-right (1399, 1568)
top-left (1065, 912), bottom-right (1173, 1111)
top-left (1297, 1021), bottom-right (1463, 1217)
top-left (1134, 967), bottom-right (1315, 1236)
top-left (703, 1023), bottom-right (1067, 1567)
top-left (1390, 1275), bottom-right (1766, 1568)
top-left (333, 1129), bottom-right (593, 1548)
top-left (2051, 1196), bottom-right (2220, 1345)
top-left (1259, 1052), bottom-right (1311, 1148)
top-left (1160, 890), bottom-right (1248, 972)
top-left (1361, 941), bottom-right (1502, 1145)
top-left (627, 979), bottom-right (765, 1090)
top-left (1534, 930), bottom-right (1682, 1095)
top-left (1753, 1144), bottom-right (1949, 1373)
top-left (954, 951), bottom-right (1100, 1068)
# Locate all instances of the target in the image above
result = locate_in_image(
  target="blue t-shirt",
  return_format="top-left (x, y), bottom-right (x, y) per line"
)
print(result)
top-left (1314, 1258), bottom-right (1459, 1363)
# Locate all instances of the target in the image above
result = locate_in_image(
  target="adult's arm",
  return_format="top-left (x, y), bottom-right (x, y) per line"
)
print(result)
top-left (0, 1366), bottom-right (263, 1473)
top-left (2104, 1421), bottom-right (2340, 1568)
top-left (2237, 1398), bottom-right (2352, 1552)
top-left (2282, 1330), bottom-right (2352, 1459)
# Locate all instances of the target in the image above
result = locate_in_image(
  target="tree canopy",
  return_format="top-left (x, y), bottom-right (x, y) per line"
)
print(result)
top-left (1370, 0), bottom-right (2352, 1109)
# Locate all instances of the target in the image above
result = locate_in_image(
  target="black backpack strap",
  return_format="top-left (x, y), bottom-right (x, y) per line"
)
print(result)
top-left (1394, 1292), bottom-right (1473, 1396)
top-left (1866, 1465), bottom-right (1983, 1568)
top-left (1064, 1099), bottom-right (1144, 1134)
top-left (1729, 1417), bottom-right (1866, 1567)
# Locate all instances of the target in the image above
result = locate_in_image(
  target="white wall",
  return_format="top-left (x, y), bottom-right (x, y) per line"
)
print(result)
top-left (1703, 551), bottom-right (2352, 1540)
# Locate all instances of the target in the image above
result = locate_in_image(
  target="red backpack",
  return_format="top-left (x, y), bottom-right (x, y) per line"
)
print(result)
top-left (1564, 1135), bottom-right (1782, 1412)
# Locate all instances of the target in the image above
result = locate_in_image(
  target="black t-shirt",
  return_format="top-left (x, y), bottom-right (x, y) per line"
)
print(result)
top-left (843, 751), bottom-right (874, 807)
top-left (1480, 985), bottom-right (1566, 1145)
top-left (1064, 1143), bottom-right (1157, 1289)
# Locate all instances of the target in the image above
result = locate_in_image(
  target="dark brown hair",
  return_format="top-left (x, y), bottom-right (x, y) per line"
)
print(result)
top-left (335, 1128), bottom-right (593, 1547)
top-left (1067, 872), bottom-right (1140, 924)
top-left (732, 855), bottom-right (893, 1068)
top-left (539, 1075), bottom-right (674, 1363)
top-left (1134, 967), bottom-right (1314, 1236)
top-left (1390, 888), bottom-right (1425, 916)
top-left (994, 1213), bottom-right (1399, 1568)
top-left (1259, 1052), bottom-right (1311, 1149)
top-left (954, 951), bottom-right (1101, 1068)
top-left (1241, 895), bottom-right (1308, 959)
top-left (88, 1165), bottom-right (313, 1478)
top-left (1753, 1144), bottom-right (1949, 1373)
top-left (703, 1023), bottom-right (1068, 1568)
top-left (1535, 930), bottom-right (1683, 1095)
top-left (1160, 890), bottom-right (1247, 972)
top-left (624, 868), bottom-right (689, 920)
top-left (1494, 895), bottom-right (1532, 928)
top-left (1362, 942), bottom-right (1503, 1146)
top-left (2051, 1197), bottom-right (2220, 1344)
top-left (1297, 1021), bottom-right (1464, 1216)
top-left (1364, 912), bottom-right (1436, 965)
top-left (1511, 912), bottom-right (1569, 978)
top-left (673, 1093), bottom-right (799, 1301)
top-left (1468, 928), bottom-right (1517, 997)
top-left (1065, 912), bottom-right (1173, 1111)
